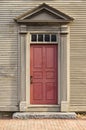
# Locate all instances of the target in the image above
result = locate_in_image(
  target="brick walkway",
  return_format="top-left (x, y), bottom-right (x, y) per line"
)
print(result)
top-left (0, 119), bottom-right (86, 130)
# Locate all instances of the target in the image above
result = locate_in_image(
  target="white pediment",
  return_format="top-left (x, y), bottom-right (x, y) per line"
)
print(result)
top-left (25, 11), bottom-right (62, 21)
top-left (15, 3), bottom-right (74, 25)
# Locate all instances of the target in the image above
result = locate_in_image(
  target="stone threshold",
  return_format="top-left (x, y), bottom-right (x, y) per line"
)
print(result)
top-left (13, 112), bottom-right (76, 119)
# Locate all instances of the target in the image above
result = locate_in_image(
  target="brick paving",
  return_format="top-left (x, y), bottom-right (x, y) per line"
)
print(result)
top-left (0, 119), bottom-right (86, 130)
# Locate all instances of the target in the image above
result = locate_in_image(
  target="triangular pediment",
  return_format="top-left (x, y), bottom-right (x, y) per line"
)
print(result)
top-left (15, 3), bottom-right (74, 25)
top-left (24, 10), bottom-right (63, 21)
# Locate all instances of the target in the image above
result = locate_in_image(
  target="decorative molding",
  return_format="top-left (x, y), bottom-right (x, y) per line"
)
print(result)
top-left (19, 25), bottom-right (28, 34)
top-left (14, 3), bottom-right (74, 25)
top-left (60, 25), bottom-right (69, 34)
top-left (16, 4), bottom-right (72, 112)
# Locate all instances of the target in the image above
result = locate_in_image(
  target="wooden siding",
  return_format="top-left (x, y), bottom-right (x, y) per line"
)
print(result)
top-left (0, 0), bottom-right (86, 111)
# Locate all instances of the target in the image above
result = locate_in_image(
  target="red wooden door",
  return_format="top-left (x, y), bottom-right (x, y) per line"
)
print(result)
top-left (30, 45), bottom-right (58, 104)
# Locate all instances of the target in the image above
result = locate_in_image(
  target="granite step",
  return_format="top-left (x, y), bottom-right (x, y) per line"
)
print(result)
top-left (13, 112), bottom-right (76, 119)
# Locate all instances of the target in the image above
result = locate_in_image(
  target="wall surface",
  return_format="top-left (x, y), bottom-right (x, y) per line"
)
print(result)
top-left (0, 0), bottom-right (86, 111)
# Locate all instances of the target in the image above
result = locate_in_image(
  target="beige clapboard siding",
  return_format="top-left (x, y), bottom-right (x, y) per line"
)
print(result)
top-left (0, 2), bottom-right (18, 110)
top-left (0, 0), bottom-right (86, 111)
top-left (68, 2), bottom-right (86, 110)
top-left (70, 7), bottom-right (86, 107)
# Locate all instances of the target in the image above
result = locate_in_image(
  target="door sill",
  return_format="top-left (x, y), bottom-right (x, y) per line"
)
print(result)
top-left (27, 105), bottom-right (60, 112)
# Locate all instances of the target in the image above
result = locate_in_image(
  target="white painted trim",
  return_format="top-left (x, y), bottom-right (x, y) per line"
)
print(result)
top-left (21, 6), bottom-right (67, 21)
top-left (67, 26), bottom-right (70, 108)
top-left (60, 25), bottom-right (70, 112)
top-left (61, 101), bottom-right (69, 112)
top-left (58, 32), bottom-right (61, 105)
top-left (19, 26), bottom-right (70, 112)
top-left (28, 105), bottom-right (60, 107)
top-left (26, 32), bottom-right (30, 106)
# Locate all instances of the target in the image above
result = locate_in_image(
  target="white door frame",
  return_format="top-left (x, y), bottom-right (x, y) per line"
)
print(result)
top-left (19, 25), bottom-right (70, 112)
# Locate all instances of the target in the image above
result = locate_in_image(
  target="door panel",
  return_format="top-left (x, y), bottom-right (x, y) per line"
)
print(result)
top-left (30, 45), bottom-right (58, 104)
top-left (33, 83), bottom-right (43, 100)
top-left (46, 82), bottom-right (56, 100)
top-left (45, 47), bottom-right (55, 68)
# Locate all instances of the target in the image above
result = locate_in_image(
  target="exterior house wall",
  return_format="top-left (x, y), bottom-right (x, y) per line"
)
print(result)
top-left (0, 0), bottom-right (86, 111)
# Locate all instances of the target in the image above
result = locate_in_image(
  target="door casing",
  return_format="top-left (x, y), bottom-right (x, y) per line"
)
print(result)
top-left (19, 26), bottom-right (70, 112)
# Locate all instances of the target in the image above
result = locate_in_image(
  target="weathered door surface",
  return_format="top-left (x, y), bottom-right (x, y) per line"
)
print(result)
top-left (30, 45), bottom-right (58, 104)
